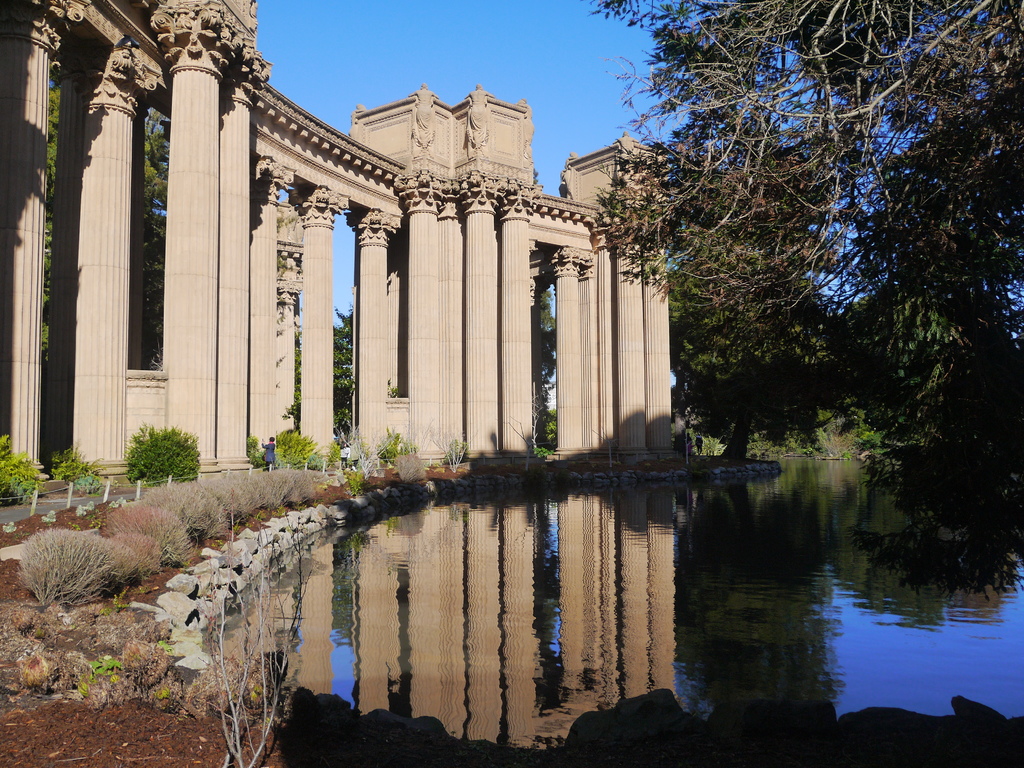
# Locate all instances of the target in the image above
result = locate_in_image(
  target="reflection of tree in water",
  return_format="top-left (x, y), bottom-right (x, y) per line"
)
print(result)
top-left (674, 478), bottom-right (841, 713)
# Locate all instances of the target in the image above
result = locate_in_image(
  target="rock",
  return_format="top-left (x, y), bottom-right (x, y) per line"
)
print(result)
top-left (838, 707), bottom-right (948, 739)
top-left (951, 695), bottom-right (1007, 725)
top-left (156, 591), bottom-right (199, 626)
top-left (164, 574), bottom-right (199, 597)
top-left (708, 700), bottom-right (837, 738)
top-left (361, 708), bottom-right (450, 735)
top-left (567, 689), bottom-right (702, 746)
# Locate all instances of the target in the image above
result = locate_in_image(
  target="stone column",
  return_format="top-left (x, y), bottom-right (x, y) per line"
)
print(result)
top-left (250, 157), bottom-right (292, 442)
top-left (595, 243), bottom-right (616, 446)
top-left (216, 62), bottom-right (264, 469)
top-left (397, 171), bottom-right (442, 452)
top-left (0, 0), bottom-right (63, 460)
top-left (44, 47), bottom-right (89, 454)
top-left (152, 3), bottom-right (236, 466)
top-left (578, 253), bottom-right (598, 450)
top-left (615, 255), bottom-right (647, 450)
top-left (438, 190), bottom-right (464, 441)
top-left (275, 276), bottom-right (300, 433)
top-left (72, 44), bottom-right (156, 466)
top-left (644, 279), bottom-right (672, 450)
top-left (352, 210), bottom-right (398, 441)
top-left (498, 181), bottom-right (536, 453)
top-left (293, 186), bottom-right (347, 448)
top-left (460, 171), bottom-right (500, 454)
top-left (554, 248), bottom-right (584, 453)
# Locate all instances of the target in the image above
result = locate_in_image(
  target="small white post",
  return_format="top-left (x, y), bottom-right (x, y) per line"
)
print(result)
top-left (30, 489), bottom-right (38, 515)
top-left (66, 481), bottom-right (74, 509)
top-left (135, 480), bottom-right (142, 501)
top-left (102, 479), bottom-right (111, 503)
top-left (166, 475), bottom-right (172, 487)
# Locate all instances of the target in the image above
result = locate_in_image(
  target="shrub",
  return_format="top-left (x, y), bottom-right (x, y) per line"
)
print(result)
top-left (202, 475), bottom-right (260, 521)
top-left (20, 529), bottom-right (113, 605)
top-left (344, 469), bottom-right (366, 496)
top-left (49, 445), bottom-right (101, 482)
top-left (376, 429), bottom-right (416, 465)
top-left (74, 475), bottom-right (104, 495)
top-left (246, 435), bottom-right (268, 470)
top-left (124, 425), bottom-right (200, 483)
top-left (326, 442), bottom-right (342, 467)
top-left (106, 505), bottom-right (192, 567)
top-left (274, 430), bottom-right (321, 469)
top-left (143, 483), bottom-right (226, 542)
top-left (394, 453), bottom-right (426, 483)
top-left (0, 434), bottom-right (39, 505)
top-left (276, 469), bottom-right (318, 507)
top-left (444, 439), bottom-right (468, 471)
top-left (104, 533), bottom-right (161, 584)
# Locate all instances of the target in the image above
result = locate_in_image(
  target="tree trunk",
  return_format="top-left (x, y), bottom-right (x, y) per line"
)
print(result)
top-left (724, 410), bottom-right (752, 459)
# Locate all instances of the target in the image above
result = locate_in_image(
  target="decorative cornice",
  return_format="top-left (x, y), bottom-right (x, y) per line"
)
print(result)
top-left (351, 209), bottom-right (400, 248)
top-left (85, 45), bottom-right (157, 117)
top-left (151, 1), bottom-right (242, 77)
top-left (498, 179), bottom-right (539, 221)
top-left (253, 155), bottom-right (294, 205)
top-left (293, 186), bottom-right (348, 229)
top-left (395, 170), bottom-right (444, 215)
top-left (459, 170), bottom-right (500, 215)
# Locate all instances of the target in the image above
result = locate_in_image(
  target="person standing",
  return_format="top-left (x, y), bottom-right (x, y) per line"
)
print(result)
top-left (262, 436), bottom-right (276, 470)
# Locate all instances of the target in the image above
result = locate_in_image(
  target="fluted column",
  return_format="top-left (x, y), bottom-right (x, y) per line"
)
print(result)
top-left (44, 47), bottom-right (89, 454)
top-left (152, 3), bottom-right (236, 466)
top-left (397, 171), bottom-right (442, 452)
top-left (250, 158), bottom-right (292, 442)
top-left (438, 192), bottom-right (464, 440)
top-left (498, 181), bottom-right (536, 453)
top-left (615, 255), bottom-right (647, 450)
top-left (275, 277), bottom-right (300, 432)
top-left (578, 253), bottom-right (597, 450)
top-left (216, 52), bottom-right (266, 467)
top-left (644, 279), bottom-right (672, 450)
top-left (554, 248), bottom-right (584, 452)
top-left (294, 186), bottom-right (347, 448)
top-left (352, 210), bottom-right (399, 440)
top-left (460, 172), bottom-right (500, 453)
top-left (0, 0), bottom-right (63, 460)
top-left (72, 43), bottom-right (156, 465)
top-left (595, 243), bottom-right (615, 445)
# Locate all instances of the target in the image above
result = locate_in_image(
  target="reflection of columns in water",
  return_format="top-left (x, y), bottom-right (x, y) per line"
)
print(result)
top-left (619, 492), bottom-right (652, 698)
top-left (352, 541), bottom-right (402, 713)
top-left (465, 507), bottom-right (501, 740)
top-left (407, 510), bottom-right (447, 723)
top-left (647, 490), bottom-right (676, 691)
top-left (435, 508), bottom-right (469, 732)
top-left (295, 539), bottom-right (336, 694)
top-left (500, 504), bottom-right (538, 743)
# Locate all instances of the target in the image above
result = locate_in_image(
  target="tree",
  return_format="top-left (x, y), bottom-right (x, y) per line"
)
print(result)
top-left (141, 110), bottom-right (168, 369)
top-left (334, 308), bottom-right (354, 432)
top-left (595, 0), bottom-right (1024, 592)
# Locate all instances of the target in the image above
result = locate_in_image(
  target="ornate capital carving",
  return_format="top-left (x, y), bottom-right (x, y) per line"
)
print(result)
top-left (351, 209), bottom-right (400, 249)
top-left (395, 170), bottom-right (444, 215)
top-left (253, 156), bottom-right (293, 205)
top-left (277, 278), bottom-right (301, 308)
top-left (498, 179), bottom-right (539, 221)
top-left (0, 0), bottom-right (89, 53)
top-left (84, 45), bottom-right (157, 117)
top-left (459, 170), bottom-right (499, 215)
top-left (552, 246), bottom-right (589, 279)
top-left (224, 38), bottom-right (270, 102)
top-left (151, 1), bottom-right (242, 76)
top-left (293, 186), bottom-right (347, 230)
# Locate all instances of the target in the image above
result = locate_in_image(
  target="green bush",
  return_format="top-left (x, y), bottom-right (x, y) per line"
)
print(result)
top-left (124, 425), bottom-right (199, 483)
top-left (274, 430), bottom-right (321, 469)
top-left (49, 445), bottom-right (101, 482)
top-left (344, 469), bottom-right (367, 496)
top-left (376, 429), bottom-right (417, 465)
top-left (0, 434), bottom-right (39, 505)
top-left (246, 435), bottom-right (267, 470)
top-left (20, 529), bottom-right (113, 605)
top-left (326, 442), bottom-right (342, 467)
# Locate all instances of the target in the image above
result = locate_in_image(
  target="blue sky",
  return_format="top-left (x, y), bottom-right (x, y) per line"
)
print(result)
top-left (254, 0), bottom-right (653, 313)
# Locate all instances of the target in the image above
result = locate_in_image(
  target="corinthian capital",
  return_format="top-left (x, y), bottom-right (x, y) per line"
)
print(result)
top-left (459, 170), bottom-right (499, 215)
top-left (552, 246), bottom-right (589, 279)
top-left (151, 1), bottom-right (241, 75)
top-left (395, 170), bottom-right (444, 215)
top-left (293, 186), bottom-right (347, 229)
top-left (225, 38), bottom-right (270, 101)
top-left (84, 45), bottom-right (158, 117)
top-left (253, 156), bottom-right (293, 204)
top-left (349, 210), bottom-right (400, 248)
top-left (498, 179), bottom-right (539, 221)
top-left (0, 0), bottom-right (89, 52)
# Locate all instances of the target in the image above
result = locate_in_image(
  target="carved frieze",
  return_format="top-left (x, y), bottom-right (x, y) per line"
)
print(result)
top-left (293, 186), bottom-right (348, 229)
top-left (395, 170), bottom-right (444, 215)
top-left (84, 44), bottom-right (158, 117)
top-left (351, 209), bottom-right (400, 249)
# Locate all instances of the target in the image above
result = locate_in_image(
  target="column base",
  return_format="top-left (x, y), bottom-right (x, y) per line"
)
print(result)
top-left (215, 456), bottom-right (253, 473)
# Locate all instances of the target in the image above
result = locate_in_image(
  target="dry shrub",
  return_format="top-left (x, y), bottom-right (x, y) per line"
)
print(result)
top-left (107, 505), bottom-right (191, 567)
top-left (150, 678), bottom-right (185, 711)
top-left (17, 650), bottom-right (90, 694)
top-left (181, 659), bottom-right (232, 717)
top-left (277, 469), bottom-right (318, 507)
top-left (145, 482), bottom-right (226, 541)
top-left (4, 605), bottom-right (44, 636)
top-left (20, 529), bottom-right (113, 605)
top-left (18, 653), bottom-right (51, 690)
top-left (105, 533), bottom-right (161, 584)
top-left (395, 453), bottom-right (426, 482)
top-left (121, 639), bottom-right (171, 689)
top-left (203, 475), bottom-right (261, 520)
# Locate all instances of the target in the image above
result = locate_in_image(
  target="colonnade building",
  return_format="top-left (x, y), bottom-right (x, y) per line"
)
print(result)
top-left (1, 0), bottom-right (671, 471)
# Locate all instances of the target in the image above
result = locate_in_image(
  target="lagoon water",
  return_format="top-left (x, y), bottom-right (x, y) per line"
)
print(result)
top-left (283, 460), bottom-right (1024, 745)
